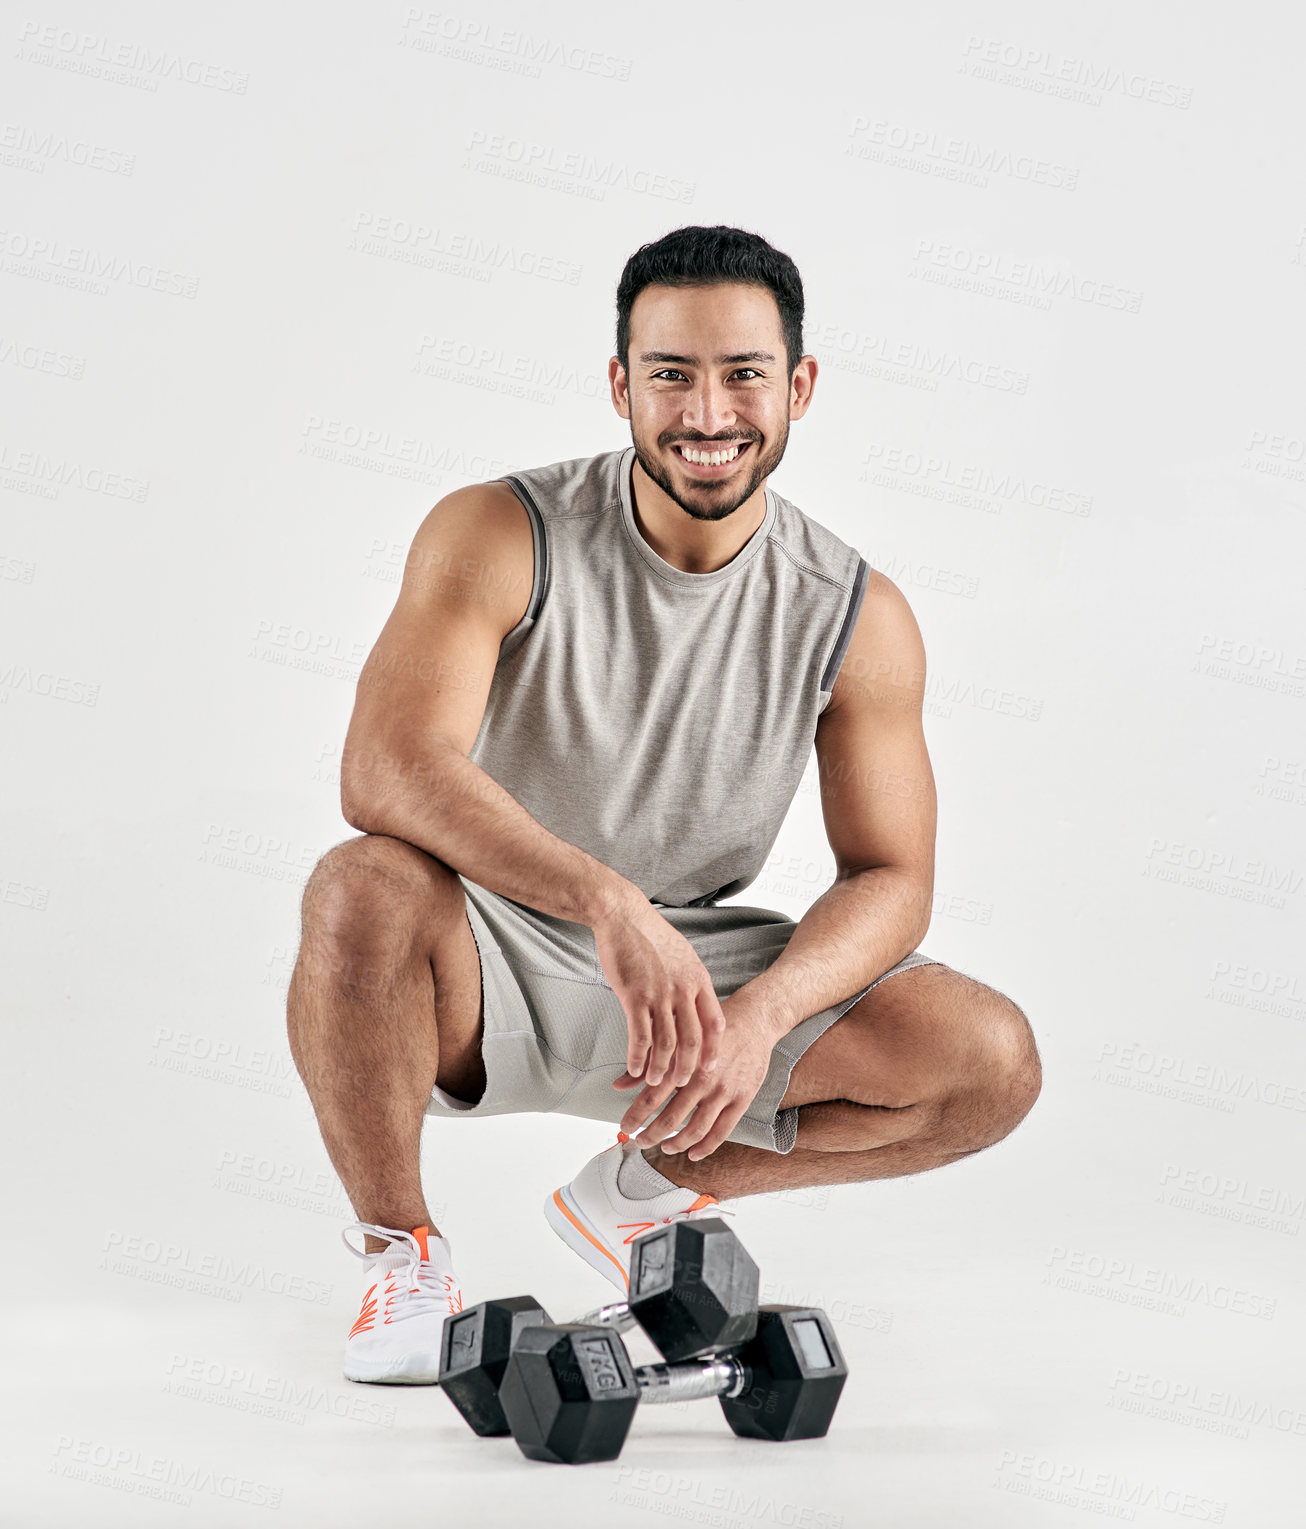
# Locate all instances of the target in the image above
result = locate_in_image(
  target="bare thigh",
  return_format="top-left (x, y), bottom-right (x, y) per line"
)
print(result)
top-left (777, 963), bottom-right (1037, 1112)
top-left (306, 832), bottom-right (487, 1100)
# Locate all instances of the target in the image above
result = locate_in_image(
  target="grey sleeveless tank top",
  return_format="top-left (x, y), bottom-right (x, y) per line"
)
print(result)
top-left (468, 446), bottom-right (869, 909)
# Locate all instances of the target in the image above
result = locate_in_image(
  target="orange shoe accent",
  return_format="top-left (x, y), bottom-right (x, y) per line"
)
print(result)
top-left (411, 1226), bottom-right (430, 1262)
top-left (348, 1285), bottom-right (379, 1339)
top-left (617, 1220), bottom-right (657, 1246)
top-left (551, 1189), bottom-right (629, 1291)
top-left (616, 1131), bottom-right (631, 1144)
top-left (382, 1272), bottom-right (397, 1323)
top-left (615, 1197), bottom-right (716, 1247)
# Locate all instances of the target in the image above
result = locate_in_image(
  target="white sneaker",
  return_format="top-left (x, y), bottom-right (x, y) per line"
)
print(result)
top-left (545, 1133), bottom-right (729, 1294)
top-left (341, 1222), bottom-right (463, 1384)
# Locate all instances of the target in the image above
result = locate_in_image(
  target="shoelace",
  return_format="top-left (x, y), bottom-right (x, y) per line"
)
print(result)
top-left (341, 1222), bottom-right (459, 1321)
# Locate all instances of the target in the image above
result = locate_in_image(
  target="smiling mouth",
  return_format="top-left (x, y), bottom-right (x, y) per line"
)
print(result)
top-left (671, 440), bottom-right (752, 475)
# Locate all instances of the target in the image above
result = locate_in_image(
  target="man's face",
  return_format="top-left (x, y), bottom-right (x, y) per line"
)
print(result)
top-left (611, 282), bottom-right (816, 522)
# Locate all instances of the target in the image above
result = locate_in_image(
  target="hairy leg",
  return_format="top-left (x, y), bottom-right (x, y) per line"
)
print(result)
top-left (286, 834), bottom-right (484, 1251)
top-left (641, 965), bottom-right (1041, 1199)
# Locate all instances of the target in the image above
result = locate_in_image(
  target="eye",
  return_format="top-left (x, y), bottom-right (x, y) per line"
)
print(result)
top-left (731, 368), bottom-right (762, 380)
top-left (651, 369), bottom-right (687, 381)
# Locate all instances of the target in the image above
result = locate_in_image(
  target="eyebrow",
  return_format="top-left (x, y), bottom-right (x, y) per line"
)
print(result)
top-left (638, 350), bottom-right (777, 366)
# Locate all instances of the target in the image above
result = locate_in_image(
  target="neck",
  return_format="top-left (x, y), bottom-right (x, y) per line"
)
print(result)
top-left (629, 458), bottom-right (768, 575)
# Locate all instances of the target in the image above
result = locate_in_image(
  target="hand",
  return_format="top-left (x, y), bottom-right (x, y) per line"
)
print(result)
top-left (592, 891), bottom-right (727, 1088)
top-left (613, 992), bottom-right (782, 1162)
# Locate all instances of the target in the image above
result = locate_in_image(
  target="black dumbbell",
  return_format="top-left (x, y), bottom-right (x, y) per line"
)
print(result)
top-left (617, 1214), bottom-right (761, 1361)
top-left (437, 1295), bottom-right (550, 1437)
top-left (500, 1305), bottom-right (848, 1464)
top-left (439, 1217), bottom-right (759, 1435)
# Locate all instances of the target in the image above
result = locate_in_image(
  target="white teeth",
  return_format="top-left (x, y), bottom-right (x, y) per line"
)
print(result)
top-left (680, 444), bottom-right (742, 466)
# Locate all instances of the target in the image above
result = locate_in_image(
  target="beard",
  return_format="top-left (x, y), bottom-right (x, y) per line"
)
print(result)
top-left (629, 418), bottom-right (790, 523)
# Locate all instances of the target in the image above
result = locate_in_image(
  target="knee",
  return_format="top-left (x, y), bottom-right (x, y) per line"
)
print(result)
top-left (992, 997), bottom-right (1042, 1116)
top-left (301, 833), bottom-right (459, 955)
top-left (948, 996), bottom-right (1041, 1152)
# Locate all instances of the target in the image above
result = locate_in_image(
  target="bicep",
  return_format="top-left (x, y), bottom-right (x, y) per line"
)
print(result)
top-left (341, 486), bottom-right (532, 810)
top-left (814, 571), bottom-right (937, 879)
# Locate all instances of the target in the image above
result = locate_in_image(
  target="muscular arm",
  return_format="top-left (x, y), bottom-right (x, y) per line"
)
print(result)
top-left (340, 484), bottom-right (630, 928)
top-left (739, 569), bottom-right (937, 1038)
top-left (342, 483), bottom-right (727, 1088)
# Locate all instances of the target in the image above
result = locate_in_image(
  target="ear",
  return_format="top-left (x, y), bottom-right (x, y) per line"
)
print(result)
top-left (788, 355), bottom-right (818, 420)
top-left (609, 356), bottom-right (631, 419)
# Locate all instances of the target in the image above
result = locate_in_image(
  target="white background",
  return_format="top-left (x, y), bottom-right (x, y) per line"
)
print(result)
top-left (4, 2), bottom-right (1304, 1525)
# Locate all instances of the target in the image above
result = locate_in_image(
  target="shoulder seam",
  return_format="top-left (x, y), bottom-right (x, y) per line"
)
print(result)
top-left (769, 534), bottom-right (853, 592)
top-left (819, 555), bottom-right (870, 693)
top-left (498, 475), bottom-right (549, 622)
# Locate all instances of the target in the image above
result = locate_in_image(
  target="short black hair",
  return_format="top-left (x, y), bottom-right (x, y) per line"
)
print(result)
top-left (615, 225), bottom-right (805, 379)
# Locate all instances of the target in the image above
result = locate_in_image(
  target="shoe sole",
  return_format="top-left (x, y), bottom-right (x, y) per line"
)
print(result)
top-left (343, 1356), bottom-right (441, 1385)
top-left (544, 1184), bottom-right (629, 1294)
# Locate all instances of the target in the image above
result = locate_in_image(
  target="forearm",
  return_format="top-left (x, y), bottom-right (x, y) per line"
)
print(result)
top-left (340, 738), bottom-right (634, 929)
top-left (739, 865), bottom-right (931, 1040)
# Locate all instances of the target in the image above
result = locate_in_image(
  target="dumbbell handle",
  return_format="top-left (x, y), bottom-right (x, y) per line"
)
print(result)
top-left (636, 1355), bottom-right (749, 1404)
top-left (574, 1307), bottom-right (761, 1393)
top-left (570, 1310), bottom-right (751, 1401)
top-left (574, 1300), bottom-right (638, 1335)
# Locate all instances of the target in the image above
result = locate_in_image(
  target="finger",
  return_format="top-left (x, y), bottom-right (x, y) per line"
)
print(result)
top-left (625, 1005), bottom-right (654, 1080)
top-left (611, 1071), bottom-right (644, 1091)
top-left (683, 1096), bottom-right (750, 1162)
top-left (670, 997), bottom-right (702, 1088)
top-left (618, 1077), bottom-right (681, 1136)
top-left (644, 1002), bottom-right (678, 1087)
top-left (695, 987), bottom-right (727, 1076)
top-left (658, 1090), bottom-right (726, 1155)
top-left (633, 1087), bottom-right (705, 1148)
top-left (627, 1083), bottom-right (700, 1142)
top-left (621, 1099), bottom-right (683, 1142)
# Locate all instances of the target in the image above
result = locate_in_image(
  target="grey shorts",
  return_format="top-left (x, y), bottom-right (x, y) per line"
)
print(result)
top-left (424, 876), bottom-right (944, 1154)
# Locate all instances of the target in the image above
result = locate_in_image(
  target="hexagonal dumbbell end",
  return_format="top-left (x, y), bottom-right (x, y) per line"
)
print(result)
top-left (499, 1323), bottom-right (640, 1465)
top-left (627, 1217), bottom-right (760, 1363)
top-left (718, 1306), bottom-right (848, 1442)
top-left (438, 1296), bottom-right (552, 1436)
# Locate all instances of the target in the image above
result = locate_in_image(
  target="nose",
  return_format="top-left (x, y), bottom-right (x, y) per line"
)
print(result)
top-left (681, 375), bottom-right (736, 437)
